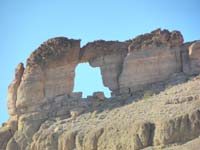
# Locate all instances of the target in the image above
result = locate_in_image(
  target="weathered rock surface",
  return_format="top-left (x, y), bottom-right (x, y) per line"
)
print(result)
top-left (7, 63), bottom-right (24, 116)
top-left (127, 29), bottom-right (183, 52)
top-left (0, 126), bottom-right (13, 150)
top-left (119, 29), bottom-right (183, 94)
top-left (16, 37), bottom-right (80, 110)
top-left (26, 75), bottom-right (200, 150)
top-left (81, 40), bottom-right (128, 95)
top-left (189, 41), bottom-right (200, 74)
top-left (1, 29), bottom-right (200, 150)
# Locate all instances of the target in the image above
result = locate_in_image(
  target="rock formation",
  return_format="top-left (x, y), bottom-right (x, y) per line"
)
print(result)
top-left (119, 29), bottom-right (184, 94)
top-left (17, 38), bottom-right (80, 108)
top-left (81, 40), bottom-right (128, 95)
top-left (188, 41), bottom-right (200, 74)
top-left (7, 63), bottom-right (24, 116)
top-left (0, 28), bottom-right (200, 150)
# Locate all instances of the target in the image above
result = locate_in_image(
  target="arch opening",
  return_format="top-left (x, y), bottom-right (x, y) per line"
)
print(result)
top-left (73, 63), bottom-right (111, 98)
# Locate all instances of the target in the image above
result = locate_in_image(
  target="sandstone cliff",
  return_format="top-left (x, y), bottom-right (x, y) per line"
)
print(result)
top-left (0, 29), bottom-right (200, 150)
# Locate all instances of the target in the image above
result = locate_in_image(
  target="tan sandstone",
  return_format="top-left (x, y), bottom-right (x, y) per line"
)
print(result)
top-left (1, 29), bottom-right (200, 150)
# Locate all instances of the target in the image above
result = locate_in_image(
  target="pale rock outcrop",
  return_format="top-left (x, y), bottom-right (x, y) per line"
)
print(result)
top-left (83, 127), bottom-right (104, 150)
top-left (6, 38), bottom-right (81, 150)
top-left (97, 121), bottom-right (154, 150)
top-left (16, 65), bottom-right (44, 111)
top-left (7, 63), bottom-right (24, 116)
top-left (154, 109), bottom-right (200, 146)
top-left (1, 29), bottom-right (200, 150)
top-left (6, 137), bottom-right (20, 150)
top-left (0, 126), bottom-right (13, 150)
top-left (16, 37), bottom-right (80, 111)
top-left (119, 29), bottom-right (183, 93)
top-left (127, 29), bottom-right (183, 52)
top-left (180, 42), bottom-right (191, 74)
top-left (189, 41), bottom-right (200, 74)
top-left (6, 112), bottom-right (49, 150)
top-left (58, 130), bottom-right (77, 150)
top-left (81, 41), bottom-right (128, 95)
top-left (28, 74), bottom-right (200, 150)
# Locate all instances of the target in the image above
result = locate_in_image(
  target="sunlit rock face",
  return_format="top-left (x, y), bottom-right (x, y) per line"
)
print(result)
top-left (119, 47), bottom-right (181, 93)
top-left (189, 41), bottom-right (200, 74)
top-left (80, 40), bottom-right (128, 95)
top-left (7, 63), bottom-right (24, 116)
top-left (181, 40), bottom-right (200, 75)
top-left (119, 29), bottom-right (183, 94)
top-left (2, 29), bottom-right (200, 150)
top-left (16, 37), bottom-right (80, 110)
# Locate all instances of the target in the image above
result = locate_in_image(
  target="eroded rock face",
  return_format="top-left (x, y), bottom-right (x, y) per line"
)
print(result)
top-left (7, 63), bottom-right (24, 116)
top-left (180, 42), bottom-right (191, 74)
top-left (1, 29), bottom-right (200, 150)
top-left (119, 47), bottom-right (182, 93)
top-left (81, 40), bottom-right (128, 95)
top-left (119, 29), bottom-right (183, 94)
top-left (0, 126), bottom-right (13, 150)
top-left (16, 37), bottom-right (80, 110)
top-left (189, 41), bottom-right (200, 74)
top-left (127, 29), bottom-right (183, 52)
top-left (154, 109), bottom-right (200, 145)
top-left (27, 75), bottom-right (200, 150)
top-left (14, 29), bottom-right (187, 109)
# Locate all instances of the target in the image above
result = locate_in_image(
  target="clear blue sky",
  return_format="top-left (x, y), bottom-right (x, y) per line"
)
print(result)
top-left (0, 0), bottom-right (199, 125)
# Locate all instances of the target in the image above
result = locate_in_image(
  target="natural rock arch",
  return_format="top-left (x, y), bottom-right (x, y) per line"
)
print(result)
top-left (73, 62), bottom-right (111, 98)
top-left (2, 29), bottom-right (200, 150)
top-left (8, 29), bottom-right (187, 116)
